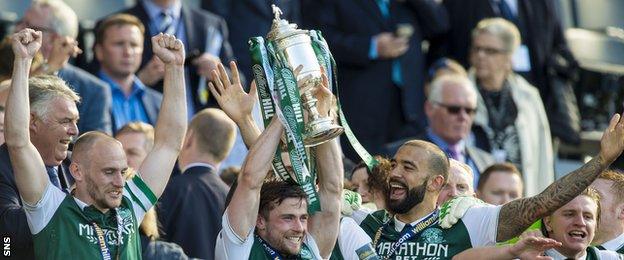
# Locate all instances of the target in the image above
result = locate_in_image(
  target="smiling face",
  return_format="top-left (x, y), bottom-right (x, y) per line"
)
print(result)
top-left (257, 197), bottom-right (309, 256)
top-left (544, 195), bottom-right (598, 258)
top-left (30, 97), bottom-right (79, 166)
top-left (386, 143), bottom-right (446, 214)
top-left (437, 161), bottom-right (474, 205)
top-left (87, 141), bottom-right (127, 210)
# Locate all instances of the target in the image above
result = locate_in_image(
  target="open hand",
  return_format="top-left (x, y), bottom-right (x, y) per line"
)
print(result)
top-left (11, 28), bottom-right (42, 59)
top-left (313, 66), bottom-right (334, 118)
top-left (599, 113), bottom-right (624, 165)
top-left (509, 236), bottom-right (561, 260)
top-left (208, 61), bottom-right (257, 124)
top-left (151, 33), bottom-right (185, 66)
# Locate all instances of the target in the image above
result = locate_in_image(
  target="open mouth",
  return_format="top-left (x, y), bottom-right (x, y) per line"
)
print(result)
top-left (285, 236), bottom-right (302, 243)
top-left (568, 230), bottom-right (587, 240)
top-left (389, 181), bottom-right (407, 200)
top-left (60, 139), bottom-right (71, 145)
top-left (108, 190), bottom-right (122, 198)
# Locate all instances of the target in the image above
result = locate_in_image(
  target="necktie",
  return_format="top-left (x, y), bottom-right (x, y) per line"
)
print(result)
top-left (447, 145), bottom-right (462, 161)
top-left (46, 166), bottom-right (62, 191)
top-left (158, 11), bottom-right (176, 35)
top-left (375, 0), bottom-right (403, 86)
top-left (375, 0), bottom-right (389, 18)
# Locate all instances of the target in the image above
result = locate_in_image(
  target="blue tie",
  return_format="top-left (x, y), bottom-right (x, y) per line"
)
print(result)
top-left (375, 0), bottom-right (403, 86)
top-left (46, 166), bottom-right (62, 191)
top-left (158, 11), bottom-right (176, 35)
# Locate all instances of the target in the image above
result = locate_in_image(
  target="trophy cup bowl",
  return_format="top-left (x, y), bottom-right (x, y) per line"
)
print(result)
top-left (267, 5), bottom-right (344, 147)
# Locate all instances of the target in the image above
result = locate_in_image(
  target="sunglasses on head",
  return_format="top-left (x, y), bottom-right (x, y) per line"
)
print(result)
top-left (434, 102), bottom-right (476, 115)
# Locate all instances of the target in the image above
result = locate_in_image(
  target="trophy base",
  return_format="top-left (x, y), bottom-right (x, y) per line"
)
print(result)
top-left (303, 118), bottom-right (344, 147)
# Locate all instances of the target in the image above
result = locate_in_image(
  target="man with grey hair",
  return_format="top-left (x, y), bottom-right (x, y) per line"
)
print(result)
top-left (0, 73), bottom-right (80, 258)
top-left (386, 74), bottom-right (494, 187)
top-left (15, 0), bottom-right (112, 134)
top-left (437, 159), bottom-right (475, 205)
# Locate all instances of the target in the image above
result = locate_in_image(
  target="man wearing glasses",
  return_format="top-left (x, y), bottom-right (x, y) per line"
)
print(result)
top-left (422, 74), bottom-right (494, 187)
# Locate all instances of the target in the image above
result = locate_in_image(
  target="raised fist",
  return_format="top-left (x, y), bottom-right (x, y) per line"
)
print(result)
top-left (151, 33), bottom-right (185, 66)
top-left (11, 28), bottom-right (42, 59)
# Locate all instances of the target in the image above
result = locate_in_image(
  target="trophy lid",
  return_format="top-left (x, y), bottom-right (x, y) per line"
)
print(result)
top-left (267, 4), bottom-right (307, 41)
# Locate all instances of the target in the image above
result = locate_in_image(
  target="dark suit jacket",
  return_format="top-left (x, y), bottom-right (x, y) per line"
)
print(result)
top-left (384, 133), bottom-right (495, 174)
top-left (157, 165), bottom-right (229, 260)
top-left (301, 0), bottom-right (448, 159)
top-left (430, 0), bottom-right (577, 98)
top-left (201, 0), bottom-right (301, 84)
top-left (120, 1), bottom-right (235, 112)
top-left (58, 64), bottom-right (112, 134)
top-left (0, 144), bottom-right (73, 260)
top-left (109, 85), bottom-right (163, 132)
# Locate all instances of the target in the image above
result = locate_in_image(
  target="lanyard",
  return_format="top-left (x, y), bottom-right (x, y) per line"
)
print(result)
top-left (91, 209), bottom-right (123, 260)
top-left (256, 234), bottom-right (285, 260)
top-left (373, 210), bottom-right (440, 260)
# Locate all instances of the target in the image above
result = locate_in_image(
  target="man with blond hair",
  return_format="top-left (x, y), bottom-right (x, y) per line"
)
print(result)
top-left (5, 28), bottom-right (187, 259)
top-left (158, 108), bottom-right (236, 259)
top-left (592, 169), bottom-right (624, 253)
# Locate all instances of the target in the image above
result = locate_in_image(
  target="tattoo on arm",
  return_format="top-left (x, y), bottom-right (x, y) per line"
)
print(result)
top-left (496, 156), bottom-right (606, 241)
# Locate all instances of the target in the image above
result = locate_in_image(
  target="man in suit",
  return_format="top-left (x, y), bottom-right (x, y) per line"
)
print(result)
top-left (158, 108), bottom-right (236, 260)
top-left (117, 0), bottom-right (236, 116)
top-left (201, 0), bottom-right (301, 83)
top-left (15, 0), bottom-right (112, 134)
top-left (430, 0), bottom-right (577, 117)
top-left (301, 0), bottom-right (449, 162)
top-left (387, 74), bottom-right (494, 187)
top-left (0, 74), bottom-right (80, 259)
top-left (94, 14), bottom-right (163, 132)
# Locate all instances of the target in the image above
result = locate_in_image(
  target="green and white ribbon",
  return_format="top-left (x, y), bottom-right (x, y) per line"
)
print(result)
top-left (308, 30), bottom-right (380, 171)
top-left (250, 37), bottom-right (320, 212)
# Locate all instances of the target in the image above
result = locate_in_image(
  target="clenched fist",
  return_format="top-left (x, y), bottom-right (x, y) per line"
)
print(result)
top-left (12, 28), bottom-right (42, 59)
top-left (151, 33), bottom-right (185, 66)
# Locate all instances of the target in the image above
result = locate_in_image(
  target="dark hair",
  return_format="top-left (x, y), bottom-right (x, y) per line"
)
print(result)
top-left (95, 13), bottom-right (145, 45)
top-left (350, 156), bottom-right (392, 194)
top-left (477, 163), bottom-right (522, 191)
top-left (258, 181), bottom-right (308, 220)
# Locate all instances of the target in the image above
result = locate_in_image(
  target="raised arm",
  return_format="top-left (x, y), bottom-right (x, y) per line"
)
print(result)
top-left (138, 33), bottom-right (187, 198)
top-left (308, 78), bottom-right (344, 258)
top-left (496, 114), bottom-right (624, 241)
top-left (5, 29), bottom-right (48, 205)
top-left (209, 61), bottom-right (261, 148)
top-left (227, 116), bottom-right (283, 238)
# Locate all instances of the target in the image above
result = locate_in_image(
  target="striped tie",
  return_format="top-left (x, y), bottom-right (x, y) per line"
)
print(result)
top-left (158, 11), bottom-right (175, 35)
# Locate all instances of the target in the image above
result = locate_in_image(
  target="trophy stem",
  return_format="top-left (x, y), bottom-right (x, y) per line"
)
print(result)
top-left (300, 82), bottom-right (344, 147)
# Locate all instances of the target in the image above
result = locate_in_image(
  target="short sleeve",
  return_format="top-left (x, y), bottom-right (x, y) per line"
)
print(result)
top-left (338, 217), bottom-right (377, 260)
top-left (461, 204), bottom-right (502, 246)
top-left (123, 172), bottom-right (157, 223)
top-left (22, 183), bottom-right (66, 234)
top-left (214, 208), bottom-right (255, 259)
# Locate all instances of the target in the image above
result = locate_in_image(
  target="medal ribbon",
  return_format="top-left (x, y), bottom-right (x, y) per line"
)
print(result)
top-left (91, 209), bottom-right (123, 260)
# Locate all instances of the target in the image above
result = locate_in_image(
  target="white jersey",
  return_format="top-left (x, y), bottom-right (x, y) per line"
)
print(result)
top-left (215, 209), bottom-right (323, 259)
top-left (337, 217), bottom-right (377, 260)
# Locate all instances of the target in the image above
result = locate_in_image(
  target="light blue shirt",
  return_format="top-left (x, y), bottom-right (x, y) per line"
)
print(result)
top-left (99, 71), bottom-right (150, 131)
